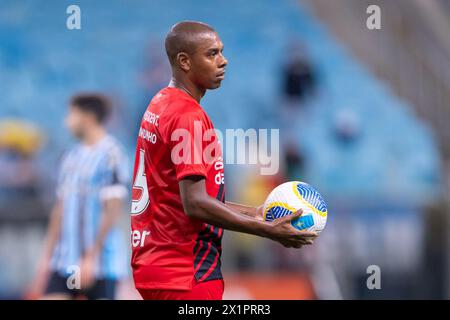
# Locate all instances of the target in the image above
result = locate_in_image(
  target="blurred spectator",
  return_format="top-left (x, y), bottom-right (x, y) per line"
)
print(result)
top-left (282, 41), bottom-right (317, 105)
top-left (0, 120), bottom-right (44, 204)
top-left (333, 108), bottom-right (361, 144)
top-left (278, 41), bottom-right (317, 183)
top-left (283, 143), bottom-right (306, 181)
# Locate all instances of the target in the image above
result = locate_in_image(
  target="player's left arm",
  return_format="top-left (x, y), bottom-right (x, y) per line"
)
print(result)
top-left (89, 197), bottom-right (124, 258)
top-left (79, 147), bottom-right (129, 288)
top-left (225, 202), bottom-right (263, 221)
top-left (79, 196), bottom-right (124, 289)
top-left (92, 148), bottom-right (129, 256)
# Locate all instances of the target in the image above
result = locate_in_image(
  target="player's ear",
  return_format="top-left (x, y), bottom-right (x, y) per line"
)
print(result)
top-left (177, 52), bottom-right (191, 72)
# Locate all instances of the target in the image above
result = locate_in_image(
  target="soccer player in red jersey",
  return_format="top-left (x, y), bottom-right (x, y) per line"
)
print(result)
top-left (131, 21), bottom-right (317, 300)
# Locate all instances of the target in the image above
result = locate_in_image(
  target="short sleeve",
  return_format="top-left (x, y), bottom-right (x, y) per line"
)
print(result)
top-left (99, 145), bottom-right (130, 201)
top-left (165, 110), bottom-right (208, 181)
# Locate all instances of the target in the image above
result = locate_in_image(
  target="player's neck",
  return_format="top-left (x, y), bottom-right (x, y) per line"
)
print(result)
top-left (82, 126), bottom-right (106, 146)
top-left (168, 77), bottom-right (205, 103)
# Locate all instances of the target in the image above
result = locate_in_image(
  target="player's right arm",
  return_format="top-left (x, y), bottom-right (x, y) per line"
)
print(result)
top-left (179, 176), bottom-right (317, 248)
top-left (25, 200), bottom-right (63, 299)
top-left (225, 202), bottom-right (263, 220)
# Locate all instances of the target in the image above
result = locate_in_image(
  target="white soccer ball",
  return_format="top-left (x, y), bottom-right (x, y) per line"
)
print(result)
top-left (263, 181), bottom-right (328, 233)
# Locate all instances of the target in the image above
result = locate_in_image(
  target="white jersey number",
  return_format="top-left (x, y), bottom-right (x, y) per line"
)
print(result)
top-left (131, 149), bottom-right (150, 215)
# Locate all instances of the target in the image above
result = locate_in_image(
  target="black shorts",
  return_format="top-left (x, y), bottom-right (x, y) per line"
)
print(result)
top-left (45, 272), bottom-right (117, 300)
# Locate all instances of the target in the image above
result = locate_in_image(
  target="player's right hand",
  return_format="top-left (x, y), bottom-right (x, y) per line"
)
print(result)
top-left (266, 209), bottom-right (318, 248)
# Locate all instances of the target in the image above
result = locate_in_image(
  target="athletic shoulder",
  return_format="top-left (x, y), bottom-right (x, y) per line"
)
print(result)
top-left (101, 135), bottom-right (128, 163)
top-left (100, 135), bottom-right (130, 185)
top-left (156, 89), bottom-right (207, 129)
top-left (162, 91), bottom-right (203, 118)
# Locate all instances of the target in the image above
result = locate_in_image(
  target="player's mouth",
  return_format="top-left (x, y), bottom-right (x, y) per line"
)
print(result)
top-left (216, 70), bottom-right (226, 80)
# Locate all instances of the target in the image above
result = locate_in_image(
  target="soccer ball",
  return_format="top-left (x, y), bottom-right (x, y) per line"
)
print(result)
top-left (263, 181), bottom-right (328, 233)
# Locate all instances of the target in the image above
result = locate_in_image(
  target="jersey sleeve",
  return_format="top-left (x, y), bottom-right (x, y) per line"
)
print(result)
top-left (99, 145), bottom-right (130, 201)
top-left (163, 107), bottom-right (208, 181)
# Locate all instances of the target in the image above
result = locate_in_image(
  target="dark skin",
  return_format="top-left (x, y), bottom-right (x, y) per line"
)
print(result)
top-left (167, 21), bottom-right (317, 248)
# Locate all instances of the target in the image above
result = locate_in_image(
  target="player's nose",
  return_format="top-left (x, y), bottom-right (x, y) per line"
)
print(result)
top-left (219, 54), bottom-right (228, 68)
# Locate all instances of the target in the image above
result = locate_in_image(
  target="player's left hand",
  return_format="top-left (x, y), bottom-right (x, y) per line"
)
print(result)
top-left (79, 250), bottom-right (96, 290)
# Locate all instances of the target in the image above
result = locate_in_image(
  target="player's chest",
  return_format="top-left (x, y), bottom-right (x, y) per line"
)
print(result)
top-left (62, 152), bottom-right (105, 188)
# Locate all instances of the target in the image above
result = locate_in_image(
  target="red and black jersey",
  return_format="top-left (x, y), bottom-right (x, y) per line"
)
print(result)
top-left (131, 87), bottom-right (225, 290)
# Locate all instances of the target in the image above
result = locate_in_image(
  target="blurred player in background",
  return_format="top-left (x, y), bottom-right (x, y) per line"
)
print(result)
top-left (27, 94), bottom-right (129, 300)
top-left (131, 21), bottom-right (317, 300)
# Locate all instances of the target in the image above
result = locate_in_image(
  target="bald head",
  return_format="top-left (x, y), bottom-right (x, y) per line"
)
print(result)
top-left (164, 21), bottom-right (227, 93)
top-left (165, 21), bottom-right (216, 66)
